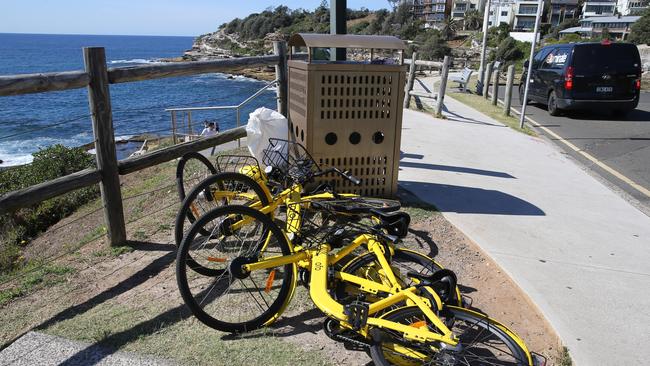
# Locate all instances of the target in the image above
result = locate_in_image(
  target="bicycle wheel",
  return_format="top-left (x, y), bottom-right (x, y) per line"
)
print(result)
top-left (314, 196), bottom-right (401, 214)
top-left (369, 306), bottom-right (532, 366)
top-left (176, 152), bottom-right (217, 201)
top-left (174, 171), bottom-right (270, 246)
top-left (176, 205), bottom-right (295, 333)
top-left (337, 248), bottom-right (461, 306)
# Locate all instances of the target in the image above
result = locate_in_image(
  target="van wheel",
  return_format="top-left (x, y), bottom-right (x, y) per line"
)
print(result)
top-left (518, 85), bottom-right (529, 105)
top-left (548, 91), bottom-right (561, 116)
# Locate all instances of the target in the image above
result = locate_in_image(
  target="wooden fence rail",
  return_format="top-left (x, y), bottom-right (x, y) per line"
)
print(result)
top-left (0, 44), bottom-right (289, 246)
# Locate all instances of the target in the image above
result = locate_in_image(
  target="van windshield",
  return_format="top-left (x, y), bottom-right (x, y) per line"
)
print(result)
top-left (572, 44), bottom-right (640, 74)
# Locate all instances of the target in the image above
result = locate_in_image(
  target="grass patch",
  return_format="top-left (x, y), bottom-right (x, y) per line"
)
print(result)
top-left (557, 346), bottom-right (573, 366)
top-left (396, 187), bottom-right (438, 222)
top-left (92, 246), bottom-right (134, 258)
top-left (0, 264), bottom-right (75, 306)
top-left (44, 302), bottom-right (332, 366)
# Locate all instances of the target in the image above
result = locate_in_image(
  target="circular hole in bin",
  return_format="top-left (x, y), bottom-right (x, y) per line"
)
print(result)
top-left (300, 129), bottom-right (304, 142)
top-left (349, 132), bottom-right (361, 145)
top-left (325, 132), bottom-right (337, 145)
top-left (372, 131), bottom-right (385, 144)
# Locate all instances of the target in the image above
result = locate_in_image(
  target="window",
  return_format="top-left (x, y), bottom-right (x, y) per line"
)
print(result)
top-left (490, 10), bottom-right (494, 15)
top-left (470, 3), bottom-right (476, 8)
top-left (533, 48), bottom-right (552, 68)
top-left (501, 10), bottom-right (508, 16)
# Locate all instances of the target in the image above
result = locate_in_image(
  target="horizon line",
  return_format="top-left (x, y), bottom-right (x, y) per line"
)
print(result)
top-left (0, 31), bottom-right (200, 38)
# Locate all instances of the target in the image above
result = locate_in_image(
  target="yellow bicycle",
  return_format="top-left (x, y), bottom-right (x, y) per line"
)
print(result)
top-left (175, 202), bottom-right (536, 365)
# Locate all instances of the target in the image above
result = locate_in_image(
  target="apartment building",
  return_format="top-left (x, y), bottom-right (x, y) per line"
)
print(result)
top-left (581, 0), bottom-right (617, 17)
top-left (513, 0), bottom-right (539, 30)
top-left (412, 0), bottom-right (452, 28)
top-left (549, 0), bottom-right (579, 25)
top-left (561, 15), bottom-right (641, 39)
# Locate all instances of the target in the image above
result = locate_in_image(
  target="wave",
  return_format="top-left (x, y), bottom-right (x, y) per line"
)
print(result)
top-left (0, 132), bottom-right (93, 167)
top-left (191, 73), bottom-right (263, 84)
top-left (109, 58), bottom-right (162, 65)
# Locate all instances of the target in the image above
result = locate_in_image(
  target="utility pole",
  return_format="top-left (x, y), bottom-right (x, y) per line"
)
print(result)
top-left (330, 0), bottom-right (347, 61)
top-left (477, 0), bottom-right (492, 95)
top-left (519, 0), bottom-right (544, 129)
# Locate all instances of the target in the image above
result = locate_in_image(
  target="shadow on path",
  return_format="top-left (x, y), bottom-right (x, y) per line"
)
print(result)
top-left (399, 161), bottom-right (516, 179)
top-left (400, 181), bottom-right (545, 216)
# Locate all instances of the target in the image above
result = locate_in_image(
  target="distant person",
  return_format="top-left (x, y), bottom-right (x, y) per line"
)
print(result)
top-left (200, 121), bottom-right (218, 138)
top-left (200, 120), bottom-right (220, 155)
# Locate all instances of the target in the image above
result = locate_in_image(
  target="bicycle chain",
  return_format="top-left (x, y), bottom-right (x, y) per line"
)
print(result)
top-left (323, 318), bottom-right (371, 349)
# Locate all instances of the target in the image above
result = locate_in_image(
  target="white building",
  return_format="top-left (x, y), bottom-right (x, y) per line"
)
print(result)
top-left (616, 0), bottom-right (650, 15)
top-left (488, 0), bottom-right (516, 27)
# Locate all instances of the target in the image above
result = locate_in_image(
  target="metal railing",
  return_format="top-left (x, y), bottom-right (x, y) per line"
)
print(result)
top-left (165, 79), bottom-right (279, 148)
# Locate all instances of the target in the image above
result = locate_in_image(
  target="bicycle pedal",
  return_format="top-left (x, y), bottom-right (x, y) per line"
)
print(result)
top-left (344, 301), bottom-right (369, 331)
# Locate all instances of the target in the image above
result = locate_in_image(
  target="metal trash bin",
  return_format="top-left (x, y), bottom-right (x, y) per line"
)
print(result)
top-left (287, 33), bottom-right (407, 197)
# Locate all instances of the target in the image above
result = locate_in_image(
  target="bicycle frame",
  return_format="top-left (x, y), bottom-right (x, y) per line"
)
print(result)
top-left (242, 234), bottom-right (460, 349)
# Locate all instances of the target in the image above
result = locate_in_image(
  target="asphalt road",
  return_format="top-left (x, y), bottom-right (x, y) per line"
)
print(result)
top-left (497, 87), bottom-right (650, 211)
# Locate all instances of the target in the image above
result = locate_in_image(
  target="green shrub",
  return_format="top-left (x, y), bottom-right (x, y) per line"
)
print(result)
top-left (628, 8), bottom-right (650, 45)
top-left (0, 145), bottom-right (99, 273)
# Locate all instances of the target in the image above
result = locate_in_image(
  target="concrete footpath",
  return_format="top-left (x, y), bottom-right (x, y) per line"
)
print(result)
top-left (0, 332), bottom-right (174, 365)
top-left (401, 78), bottom-right (650, 365)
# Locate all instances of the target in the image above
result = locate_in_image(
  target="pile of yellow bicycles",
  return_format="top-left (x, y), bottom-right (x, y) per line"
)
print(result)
top-left (174, 138), bottom-right (543, 366)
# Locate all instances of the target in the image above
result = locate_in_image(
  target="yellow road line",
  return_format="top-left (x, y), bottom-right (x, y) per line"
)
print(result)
top-left (524, 114), bottom-right (650, 198)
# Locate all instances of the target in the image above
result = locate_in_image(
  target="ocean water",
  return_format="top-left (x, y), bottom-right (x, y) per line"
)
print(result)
top-left (0, 33), bottom-right (277, 166)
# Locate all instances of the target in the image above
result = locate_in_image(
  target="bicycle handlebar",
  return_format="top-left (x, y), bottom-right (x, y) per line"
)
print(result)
top-left (313, 167), bottom-right (361, 186)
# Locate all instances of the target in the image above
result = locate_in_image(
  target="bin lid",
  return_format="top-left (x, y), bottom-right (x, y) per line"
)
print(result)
top-left (288, 33), bottom-right (406, 51)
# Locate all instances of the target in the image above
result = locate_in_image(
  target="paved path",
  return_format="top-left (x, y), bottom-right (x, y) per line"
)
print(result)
top-left (0, 332), bottom-right (174, 366)
top-left (400, 78), bottom-right (650, 365)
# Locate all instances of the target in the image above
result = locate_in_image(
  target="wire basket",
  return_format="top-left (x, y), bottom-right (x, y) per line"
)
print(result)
top-left (262, 138), bottom-right (321, 186)
top-left (215, 155), bottom-right (262, 177)
top-left (284, 200), bottom-right (378, 248)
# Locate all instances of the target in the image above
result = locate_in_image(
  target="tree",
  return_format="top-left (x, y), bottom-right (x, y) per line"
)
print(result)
top-left (549, 18), bottom-right (580, 39)
top-left (441, 18), bottom-right (458, 40)
top-left (464, 9), bottom-right (482, 31)
top-left (628, 9), bottom-right (650, 45)
top-left (494, 37), bottom-right (524, 62)
top-left (600, 27), bottom-right (611, 40)
top-left (415, 30), bottom-right (451, 60)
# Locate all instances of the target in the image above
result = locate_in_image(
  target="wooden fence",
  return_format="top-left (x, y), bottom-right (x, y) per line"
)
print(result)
top-left (0, 42), bottom-right (290, 246)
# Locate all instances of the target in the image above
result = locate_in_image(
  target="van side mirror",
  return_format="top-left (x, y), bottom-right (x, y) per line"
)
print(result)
top-left (523, 60), bottom-right (529, 68)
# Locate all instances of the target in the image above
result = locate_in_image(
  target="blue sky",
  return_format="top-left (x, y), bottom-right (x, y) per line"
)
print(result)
top-left (0, 1), bottom-right (392, 37)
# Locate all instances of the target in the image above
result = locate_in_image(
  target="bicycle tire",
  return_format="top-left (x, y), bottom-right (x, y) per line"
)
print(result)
top-left (337, 248), bottom-right (461, 306)
top-left (314, 197), bottom-right (401, 215)
top-left (369, 305), bottom-right (532, 366)
top-left (176, 205), bottom-right (295, 333)
top-left (174, 171), bottom-right (270, 247)
top-left (176, 152), bottom-right (217, 202)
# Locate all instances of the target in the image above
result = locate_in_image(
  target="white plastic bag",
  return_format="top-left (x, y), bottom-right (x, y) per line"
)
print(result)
top-left (246, 107), bottom-right (288, 166)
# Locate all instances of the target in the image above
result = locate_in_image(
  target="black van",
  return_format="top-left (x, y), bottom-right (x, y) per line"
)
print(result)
top-left (519, 41), bottom-right (642, 116)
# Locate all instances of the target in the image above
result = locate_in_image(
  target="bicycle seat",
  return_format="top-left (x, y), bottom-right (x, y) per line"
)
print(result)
top-left (407, 269), bottom-right (457, 304)
top-left (369, 209), bottom-right (411, 238)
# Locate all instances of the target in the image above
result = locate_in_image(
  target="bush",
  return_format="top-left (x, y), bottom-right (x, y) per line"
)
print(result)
top-left (0, 145), bottom-right (99, 273)
top-left (491, 36), bottom-right (531, 70)
top-left (628, 9), bottom-right (650, 45)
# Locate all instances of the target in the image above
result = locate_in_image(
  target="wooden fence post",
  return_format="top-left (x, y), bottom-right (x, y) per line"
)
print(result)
top-left (503, 65), bottom-right (516, 116)
top-left (273, 41), bottom-right (288, 117)
top-left (483, 62), bottom-right (493, 99)
top-left (403, 52), bottom-right (417, 109)
top-left (491, 64), bottom-right (500, 106)
top-left (83, 47), bottom-right (127, 247)
top-left (435, 56), bottom-right (451, 117)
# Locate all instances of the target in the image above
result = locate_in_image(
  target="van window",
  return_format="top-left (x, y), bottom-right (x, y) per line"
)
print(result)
top-left (573, 44), bottom-right (640, 73)
top-left (541, 48), bottom-right (569, 70)
top-left (532, 48), bottom-right (552, 68)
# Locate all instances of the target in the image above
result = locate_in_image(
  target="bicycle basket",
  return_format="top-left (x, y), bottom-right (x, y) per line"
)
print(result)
top-left (262, 138), bottom-right (321, 185)
top-left (215, 155), bottom-right (263, 181)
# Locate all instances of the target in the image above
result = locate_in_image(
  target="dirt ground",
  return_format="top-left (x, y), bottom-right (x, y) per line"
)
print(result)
top-left (0, 161), bottom-right (566, 365)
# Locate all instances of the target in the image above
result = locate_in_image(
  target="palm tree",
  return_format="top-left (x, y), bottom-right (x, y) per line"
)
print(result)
top-left (464, 9), bottom-right (482, 31)
top-left (441, 18), bottom-right (458, 40)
